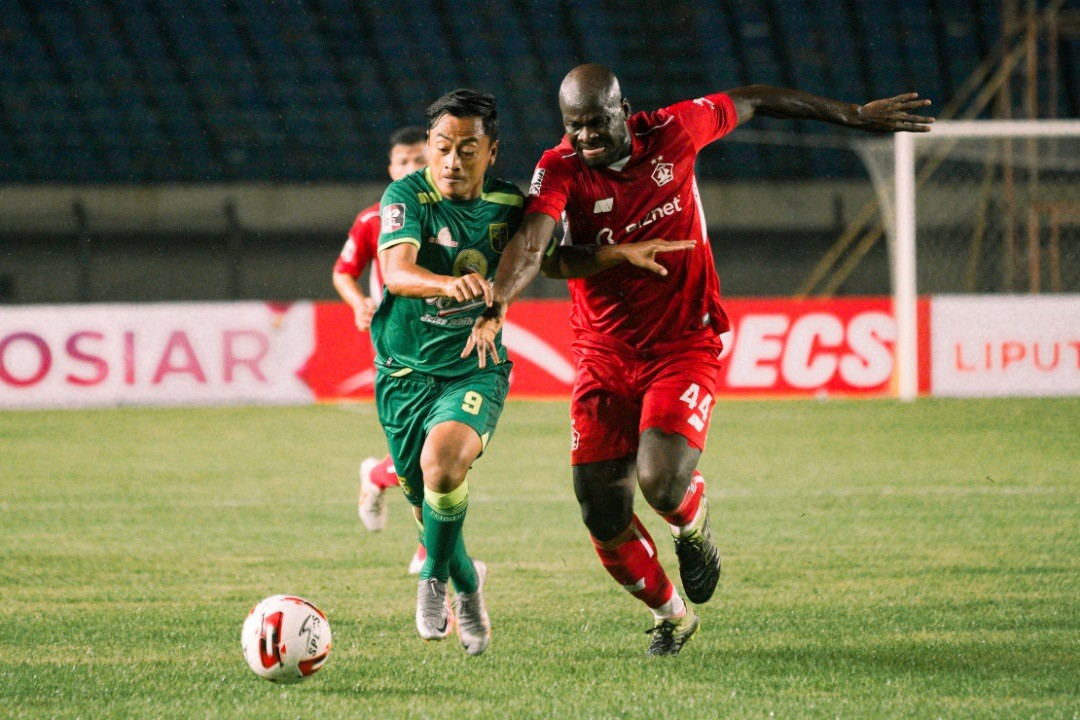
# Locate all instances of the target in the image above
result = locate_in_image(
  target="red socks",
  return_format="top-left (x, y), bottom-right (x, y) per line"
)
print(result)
top-left (660, 471), bottom-right (705, 530)
top-left (369, 455), bottom-right (399, 489)
top-left (592, 515), bottom-right (675, 610)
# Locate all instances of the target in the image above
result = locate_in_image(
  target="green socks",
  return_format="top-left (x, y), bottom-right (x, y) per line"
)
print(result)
top-left (420, 482), bottom-right (479, 594)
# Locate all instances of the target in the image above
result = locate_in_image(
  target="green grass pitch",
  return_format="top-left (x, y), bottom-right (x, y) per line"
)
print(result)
top-left (1, 399), bottom-right (1077, 719)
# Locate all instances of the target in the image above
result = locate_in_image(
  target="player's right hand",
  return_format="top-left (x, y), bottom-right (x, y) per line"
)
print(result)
top-left (443, 272), bottom-right (492, 305)
top-left (616, 239), bottom-right (696, 276)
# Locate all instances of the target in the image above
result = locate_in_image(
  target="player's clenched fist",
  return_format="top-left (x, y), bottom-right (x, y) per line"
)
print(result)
top-left (443, 272), bottom-right (492, 304)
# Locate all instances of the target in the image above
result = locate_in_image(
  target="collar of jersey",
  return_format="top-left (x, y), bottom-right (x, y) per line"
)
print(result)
top-left (421, 167), bottom-right (496, 206)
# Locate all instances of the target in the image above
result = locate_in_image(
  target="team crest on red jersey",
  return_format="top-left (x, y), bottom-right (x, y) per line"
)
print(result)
top-left (381, 203), bottom-right (405, 233)
top-left (651, 156), bottom-right (674, 187)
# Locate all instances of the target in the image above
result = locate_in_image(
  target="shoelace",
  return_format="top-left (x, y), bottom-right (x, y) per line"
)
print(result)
top-left (676, 533), bottom-right (719, 565)
top-left (420, 579), bottom-right (448, 626)
top-left (645, 621), bottom-right (677, 639)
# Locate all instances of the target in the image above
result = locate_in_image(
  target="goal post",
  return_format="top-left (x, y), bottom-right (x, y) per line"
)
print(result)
top-left (860, 120), bottom-right (1080, 401)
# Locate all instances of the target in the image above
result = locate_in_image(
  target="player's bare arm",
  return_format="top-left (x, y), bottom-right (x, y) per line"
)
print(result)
top-left (726, 85), bottom-right (934, 133)
top-left (332, 271), bottom-right (376, 331)
top-left (544, 239), bottom-right (697, 280)
top-left (380, 243), bottom-right (491, 304)
top-left (460, 212), bottom-right (554, 367)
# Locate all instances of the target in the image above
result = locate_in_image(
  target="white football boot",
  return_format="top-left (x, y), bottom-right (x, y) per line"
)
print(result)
top-left (415, 577), bottom-right (453, 641)
top-left (453, 559), bottom-right (491, 656)
top-left (357, 457), bottom-right (388, 531)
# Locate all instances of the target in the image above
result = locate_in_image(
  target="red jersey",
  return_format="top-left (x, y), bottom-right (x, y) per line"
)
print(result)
top-left (334, 200), bottom-right (384, 300)
top-left (526, 92), bottom-right (738, 353)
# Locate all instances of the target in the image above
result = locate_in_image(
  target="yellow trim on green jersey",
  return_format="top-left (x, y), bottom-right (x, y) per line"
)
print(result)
top-left (421, 168), bottom-right (444, 202)
top-left (418, 168), bottom-right (523, 207)
top-left (380, 236), bottom-right (421, 251)
top-left (389, 367), bottom-right (414, 377)
top-left (480, 191), bottom-right (525, 207)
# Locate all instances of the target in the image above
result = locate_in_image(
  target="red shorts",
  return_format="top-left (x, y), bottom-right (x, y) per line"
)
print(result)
top-left (569, 336), bottom-right (723, 465)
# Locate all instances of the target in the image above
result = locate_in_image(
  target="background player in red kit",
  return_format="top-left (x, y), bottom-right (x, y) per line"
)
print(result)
top-left (464, 63), bottom-right (934, 655)
top-left (333, 126), bottom-right (428, 572)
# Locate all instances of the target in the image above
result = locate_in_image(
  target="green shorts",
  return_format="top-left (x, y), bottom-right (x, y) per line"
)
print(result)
top-left (374, 362), bottom-right (512, 506)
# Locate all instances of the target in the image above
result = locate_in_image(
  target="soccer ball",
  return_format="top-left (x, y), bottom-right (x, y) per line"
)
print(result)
top-left (241, 595), bottom-right (332, 684)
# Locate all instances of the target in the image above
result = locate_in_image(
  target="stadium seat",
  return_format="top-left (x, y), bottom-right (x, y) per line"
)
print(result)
top-left (0, 0), bottom-right (1070, 184)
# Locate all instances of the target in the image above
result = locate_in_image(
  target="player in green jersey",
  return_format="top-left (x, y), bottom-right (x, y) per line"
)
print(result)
top-left (372, 89), bottom-right (523, 656)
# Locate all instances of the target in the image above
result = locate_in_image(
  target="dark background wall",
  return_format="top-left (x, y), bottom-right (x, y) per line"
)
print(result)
top-left (1, 0), bottom-right (1076, 303)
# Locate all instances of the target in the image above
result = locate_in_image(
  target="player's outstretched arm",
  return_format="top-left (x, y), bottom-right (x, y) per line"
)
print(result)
top-left (544, 239), bottom-right (697, 280)
top-left (726, 85), bottom-right (934, 133)
top-left (380, 243), bottom-right (491, 304)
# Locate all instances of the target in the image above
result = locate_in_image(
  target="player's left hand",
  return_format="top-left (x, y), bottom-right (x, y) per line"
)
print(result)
top-left (461, 316), bottom-right (503, 368)
top-left (614, 239), bottom-right (696, 276)
top-left (856, 93), bottom-right (934, 133)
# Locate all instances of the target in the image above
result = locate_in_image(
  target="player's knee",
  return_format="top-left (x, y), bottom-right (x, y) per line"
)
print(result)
top-left (637, 463), bottom-right (692, 513)
top-left (419, 459), bottom-right (467, 494)
top-left (579, 500), bottom-right (632, 543)
top-left (573, 480), bottom-right (633, 542)
top-left (572, 459), bottom-right (636, 542)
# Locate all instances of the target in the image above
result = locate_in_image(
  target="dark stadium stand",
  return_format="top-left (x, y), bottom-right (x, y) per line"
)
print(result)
top-left (0, 0), bottom-right (1075, 183)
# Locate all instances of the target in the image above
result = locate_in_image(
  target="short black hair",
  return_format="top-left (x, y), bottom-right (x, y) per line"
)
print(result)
top-left (388, 126), bottom-right (426, 153)
top-left (424, 89), bottom-right (499, 142)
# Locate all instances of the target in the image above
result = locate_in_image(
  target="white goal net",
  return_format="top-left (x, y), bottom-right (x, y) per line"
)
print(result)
top-left (856, 120), bottom-right (1080, 399)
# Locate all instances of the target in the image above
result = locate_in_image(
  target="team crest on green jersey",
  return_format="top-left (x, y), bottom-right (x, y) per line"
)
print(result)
top-left (489, 223), bottom-right (509, 252)
top-left (453, 248), bottom-right (488, 277)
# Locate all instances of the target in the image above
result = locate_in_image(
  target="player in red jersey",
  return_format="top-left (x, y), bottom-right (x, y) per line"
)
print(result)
top-left (333, 127), bottom-right (430, 572)
top-left (464, 64), bottom-right (934, 655)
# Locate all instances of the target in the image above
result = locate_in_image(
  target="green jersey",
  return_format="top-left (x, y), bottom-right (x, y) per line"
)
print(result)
top-left (371, 167), bottom-right (524, 378)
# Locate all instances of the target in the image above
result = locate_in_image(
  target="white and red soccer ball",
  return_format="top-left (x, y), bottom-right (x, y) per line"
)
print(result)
top-left (241, 595), bottom-right (332, 683)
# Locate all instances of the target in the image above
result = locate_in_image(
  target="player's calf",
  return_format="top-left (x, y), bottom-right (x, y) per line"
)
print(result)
top-left (662, 471), bottom-right (721, 604)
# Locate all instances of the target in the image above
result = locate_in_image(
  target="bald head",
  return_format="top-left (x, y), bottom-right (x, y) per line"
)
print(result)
top-left (559, 63), bottom-right (623, 113)
top-left (558, 64), bottom-right (632, 168)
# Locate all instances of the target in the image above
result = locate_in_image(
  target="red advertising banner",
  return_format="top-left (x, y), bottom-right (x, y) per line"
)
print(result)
top-left (1, 298), bottom-right (936, 408)
top-left (717, 297), bottom-right (931, 398)
top-left (302, 297), bottom-right (932, 401)
top-left (300, 300), bottom-right (577, 400)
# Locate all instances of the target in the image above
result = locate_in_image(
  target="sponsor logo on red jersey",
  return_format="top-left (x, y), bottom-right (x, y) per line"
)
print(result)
top-left (528, 168), bottom-right (545, 196)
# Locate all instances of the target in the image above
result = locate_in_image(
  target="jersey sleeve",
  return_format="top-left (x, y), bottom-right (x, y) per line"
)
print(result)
top-left (377, 181), bottom-right (423, 251)
top-left (662, 92), bottom-right (739, 152)
top-left (523, 150), bottom-right (573, 222)
top-left (333, 205), bottom-right (380, 277)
